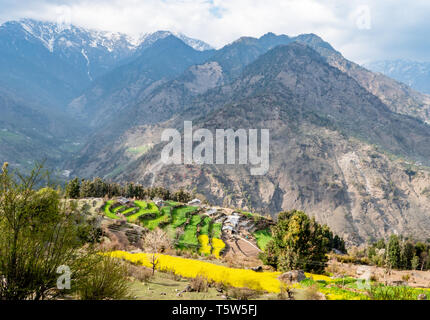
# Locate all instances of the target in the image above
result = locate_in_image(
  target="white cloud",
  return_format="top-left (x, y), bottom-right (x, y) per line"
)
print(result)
top-left (0, 0), bottom-right (429, 63)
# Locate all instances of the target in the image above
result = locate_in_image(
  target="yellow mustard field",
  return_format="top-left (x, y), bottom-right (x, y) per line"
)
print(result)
top-left (107, 251), bottom-right (357, 298)
top-left (211, 238), bottom-right (225, 258)
top-left (108, 251), bottom-right (282, 293)
top-left (198, 235), bottom-right (211, 255)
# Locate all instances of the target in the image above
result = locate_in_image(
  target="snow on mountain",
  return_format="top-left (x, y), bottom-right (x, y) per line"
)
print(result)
top-left (0, 19), bottom-right (213, 83)
top-left (136, 30), bottom-right (213, 51)
top-left (2, 19), bottom-right (212, 55)
top-left (15, 18), bottom-right (136, 57)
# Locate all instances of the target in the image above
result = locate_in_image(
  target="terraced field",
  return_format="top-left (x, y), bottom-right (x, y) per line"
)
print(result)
top-left (103, 199), bottom-right (227, 258)
top-left (103, 200), bottom-right (159, 223)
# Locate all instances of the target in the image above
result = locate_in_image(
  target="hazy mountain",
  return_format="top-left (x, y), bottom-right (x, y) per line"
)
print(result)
top-left (0, 88), bottom-right (86, 172)
top-left (69, 40), bottom-right (430, 245)
top-left (366, 59), bottom-right (430, 95)
top-left (0, 19), bottom-right (214, 108)
top-left (68, 35), bottom-right (215, 127)
top-left (0, 19), bottom-right (213, 171)
top-left (0, 19), bottom-right (137, 107)
top-left (136, 30), bottom-right (214, 52)
top-left (115, 44), bottom-right (430, 244)
top-left (2, 19), bottom-right (430, 244)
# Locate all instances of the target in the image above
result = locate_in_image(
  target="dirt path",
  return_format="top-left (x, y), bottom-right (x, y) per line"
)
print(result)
top-left (225, 237), bottom-right (261, 259)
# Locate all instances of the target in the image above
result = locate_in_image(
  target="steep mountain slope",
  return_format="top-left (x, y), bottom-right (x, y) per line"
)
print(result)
top-left (0, 88), bottom-right (85, 171)
top-left (66, 33), bottom-right (300, 175)
top-left (68, 32), bottom-right (430, 181)
top-left (366, 59), bottom-right (430, 95)
top-left (103, 43), bottom-right (430, 244)
top-left (298, 37), bottom-right (430, 124)
top-left (0, 19), bottom-right (214, 173)
top-left (0, 19), bottom-right (138, 107)
top-left (68, 36), bottom-right (215, 126)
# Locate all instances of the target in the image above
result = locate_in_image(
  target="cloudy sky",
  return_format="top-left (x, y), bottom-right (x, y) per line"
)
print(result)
top-left (0, 0), bottom-right (428, 64)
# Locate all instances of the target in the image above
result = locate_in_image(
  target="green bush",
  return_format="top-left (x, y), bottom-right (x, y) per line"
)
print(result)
top-left (75, 255), bottom-right (131, 300)
top-left (368, 285), bottom-right (417, 300)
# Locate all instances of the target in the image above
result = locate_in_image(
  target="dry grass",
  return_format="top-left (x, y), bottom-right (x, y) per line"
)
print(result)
top-left (190, 275), bottom-right (208, 292)
top-left (294, 284), bottom-right (324, 300)
top-left (127, 265), bottom-right (153, 283)
top-left (227, 287), bottom-right (261, 300)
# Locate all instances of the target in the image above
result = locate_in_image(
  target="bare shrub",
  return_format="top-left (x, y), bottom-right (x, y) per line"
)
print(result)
top-left (214, 281), bottom-right (227, 293)
top-left (294, 284), bottom-right (325, 300)
top-left (127, 265), bottom-right (152, 283)
top-left (370, 274), bottom-right (379, 282)
top-left (141, 228), bottom-right (172, 253)
top-left (402, 274), bottom-right (411, 282)
top-left (228, 287), bottom-right (261, 300)
top-left (190, 275), bottom-right (208, 292)
top-left (141, 228), bottom-right (172, 275)
top-left (277, 284), bottom-right (294, 300)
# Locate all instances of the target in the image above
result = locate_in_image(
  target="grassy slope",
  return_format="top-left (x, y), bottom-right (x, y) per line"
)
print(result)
top-left (103, 200), bottom-right (120, 220)
top-left (253, 229), bottom-right (273, 250)
top-left (127, 201), bottom-right (158, 222)
top-left (179, 214), bottom-right (201, 248)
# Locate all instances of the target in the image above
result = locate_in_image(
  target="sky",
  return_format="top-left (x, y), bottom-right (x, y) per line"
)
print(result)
top-left (0, 0), bottom-right (428, 64)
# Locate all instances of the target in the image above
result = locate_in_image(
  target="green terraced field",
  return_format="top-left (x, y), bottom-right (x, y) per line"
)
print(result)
top-left (103, 200), bottom-right (159, 222)
top-left (171, 206), bottom-right (198, 228)
top-left (199, 216), bottom-right (212, 235)
top-left (211, 223), bottom-right (222, 238)
top-left (142, 207), bottom-right (172, 230)
top-left (102, 200), bottom-right (227, 256)
top-left (113, 205), bottom-right (125, 213)
top-left (103, 200), bottom-right (120, 220)
top-left (253, 228), bottom-right (273, 250)
top-left (127, 201), bottom-right (159, 222)
top-left (179, 214), bottom-right (201, 248)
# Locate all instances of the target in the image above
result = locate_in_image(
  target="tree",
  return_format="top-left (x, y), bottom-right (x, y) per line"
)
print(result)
top-left (141, 228), bottom-right (172, 275)
top-left (0, 163), bottom-right (129, 300)
top-left (260, 210), bottom-right (336, 273)
top-left (172, 189), bottom-right (191, 203)
top-left (387, 235), bottom-right (401, 269)
top-left (0, 163), bottom-right (82, 299)
top-left (411, 255), bottom-right (420, 270)
top-left (400, 241), bottom-right (415, 270)
top-left (65, 178), bottom-right (80, 199)
top-left (80, 179), bottom-right (94, 198)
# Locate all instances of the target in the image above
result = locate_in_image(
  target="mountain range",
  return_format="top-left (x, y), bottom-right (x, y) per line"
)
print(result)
top-left (1, 19), bottom-right (430, 245)
top-left (366, 59), bottom-right (430, 95)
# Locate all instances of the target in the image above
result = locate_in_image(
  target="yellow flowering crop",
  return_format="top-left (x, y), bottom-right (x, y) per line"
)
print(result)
top-left (304, 273), bottom-right (333, 282)
top-left (198, 235), bottom-right (211, 255)
top-left (211, 238), bottom-right (225, 258)
top-left (106, 251), bottom-right (353, 298)
top-left (108, 251), bottom-right (282, 293)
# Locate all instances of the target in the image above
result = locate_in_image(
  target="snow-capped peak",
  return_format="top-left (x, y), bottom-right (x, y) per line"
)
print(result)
top-left (136, 30), bottom-right (214, 51)
top-left (13, 18), bottom-right (138, 53)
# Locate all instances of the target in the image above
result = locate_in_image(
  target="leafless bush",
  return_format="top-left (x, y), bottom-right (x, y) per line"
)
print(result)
top-left (227, 287), bottom-right (261, 300)
top-left (141, 228), bottom-right (172, 253)
top-left (127, 265), bottom-right (152, 283)
top-left (190, 275), bottom-right (208, 292)
top-left (294, 285), bottom-right (325, 300)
